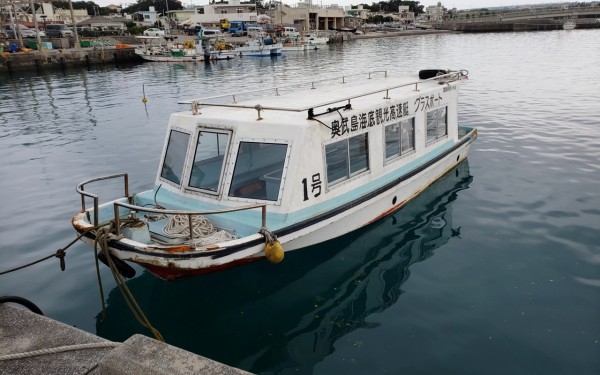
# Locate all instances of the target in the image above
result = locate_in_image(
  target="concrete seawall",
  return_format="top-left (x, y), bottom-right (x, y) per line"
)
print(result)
top-left (1, 46), bottom-right (140, 74)
top-left (0, 303), bottom-right (251, 374)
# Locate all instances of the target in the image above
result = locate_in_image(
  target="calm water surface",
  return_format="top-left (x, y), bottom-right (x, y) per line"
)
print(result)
top-left (1, 30), bottom-right (599, 374)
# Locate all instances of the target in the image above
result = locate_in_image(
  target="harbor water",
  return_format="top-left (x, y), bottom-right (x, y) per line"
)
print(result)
top-left (1, 30), bottom-right (599, 374)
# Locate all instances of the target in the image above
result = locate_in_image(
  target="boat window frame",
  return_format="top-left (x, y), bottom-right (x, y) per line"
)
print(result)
top-left (426, 105), bottom-right (448, 145)
top-left (158, 127), bottom-right (193, 188)
top-left (383, 117), bottom-right (416, 164)
top-left (185, 128), bottom-right (233, 196)
top-left (224, 137), bottom-right (292, 205)
top-left (324, 132), bottom-right (370, 189)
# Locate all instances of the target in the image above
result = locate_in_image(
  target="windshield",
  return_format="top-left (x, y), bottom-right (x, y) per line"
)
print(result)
top-left (229, 142), bottom-right (288, 201)
top-left (160, 130), bottom-right (190, 185)
top-left (188, 130), bottom-right (230, 193)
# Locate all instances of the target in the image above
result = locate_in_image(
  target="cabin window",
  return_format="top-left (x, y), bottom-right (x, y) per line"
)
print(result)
top-left (160, 130), bottom-right (190, 186)
top-left (188, 130), bottom-right (230, 193)
top-left (326, 133), bottom-right (369, 186)
top-left (229, 142), bottom-right (288, 201)
top-left (384, 118), bottom-right (415, 161)
top-left (426, 106), bottom-right (448, 144)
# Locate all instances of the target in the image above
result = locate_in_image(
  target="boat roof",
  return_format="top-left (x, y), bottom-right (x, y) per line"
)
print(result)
top-left (179, 70), bottom-right (466, 114)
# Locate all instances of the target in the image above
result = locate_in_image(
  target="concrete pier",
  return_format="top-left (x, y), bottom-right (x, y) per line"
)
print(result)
top-left (0, 303), bottom-right (251, 375)
top-left (0, 46), bottom-right (139, 74)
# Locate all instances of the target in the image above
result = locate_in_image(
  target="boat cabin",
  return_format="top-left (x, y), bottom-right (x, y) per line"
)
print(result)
top-left (73, 70), bottom-right (475, 280)
top-left (133, 71), bottom-right (469, 238)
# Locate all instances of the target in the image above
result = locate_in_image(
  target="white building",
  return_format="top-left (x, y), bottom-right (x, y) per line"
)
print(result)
top-left (136, 6), bottom-right (160, 26)
top-left (187, 1), bottom-right (257, 28)
top-left (267, 2), bottom-right (346, 31)
top-left (423, 2), bottom-right (446, 22)
top-left (398, 5), bottom-right (415, 24)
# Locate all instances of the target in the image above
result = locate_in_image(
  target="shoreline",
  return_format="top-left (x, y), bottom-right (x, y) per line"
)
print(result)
top-left (0, 29), bottom-right (455, 74)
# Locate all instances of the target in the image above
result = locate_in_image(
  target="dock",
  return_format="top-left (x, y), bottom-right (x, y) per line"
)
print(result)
top-left (0, 303), bottom-right (251, 375)
top-left (0, 46), bottom-right (139, 73)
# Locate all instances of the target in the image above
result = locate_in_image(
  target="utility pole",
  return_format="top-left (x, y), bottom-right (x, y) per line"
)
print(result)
top-left (28, 0), bottom-right (42, 50)
top-left (10, 1), bottom-right (24, 49)
top-left (165, 0), bottom-right (170, 34)
top-left (67, 0), bottom-right (80, 47)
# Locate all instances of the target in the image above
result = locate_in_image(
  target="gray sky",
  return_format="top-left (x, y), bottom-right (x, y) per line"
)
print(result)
top-left (95, 1), bottom-right (563, 12)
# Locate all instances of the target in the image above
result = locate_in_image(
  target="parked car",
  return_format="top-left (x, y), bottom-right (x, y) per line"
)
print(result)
top-left (2, 24), bottom-right (37, 39)
top-left (202, 29), bottom-right (223, 39)
top-left (45, 24), bottom-right (73, 38)
top-left (143, 28), bottom-right (164, 37)
top-left (184, 24), bottom-right (202, 35)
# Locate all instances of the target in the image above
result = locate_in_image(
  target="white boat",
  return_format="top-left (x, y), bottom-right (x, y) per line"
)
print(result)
top-left (304, 31), bottom-right (329, 46)
top-left (134, 36), bottom-right (233, 62)
top-left (281, 39), bottom-right (310, 52)
top-left (221, 37), bottom-right (282, 57)
top-left (563, 20), bottom-right (576, 30)
top-left (72, 69), bottom-right (477, 280)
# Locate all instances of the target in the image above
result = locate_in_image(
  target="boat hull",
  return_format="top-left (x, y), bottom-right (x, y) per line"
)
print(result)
top-left (136, 52), bottom-right (233, 62)
top-left (74, 128), bottom-right (476, 280)
top-left (221, 44), bottom-right (282, 57)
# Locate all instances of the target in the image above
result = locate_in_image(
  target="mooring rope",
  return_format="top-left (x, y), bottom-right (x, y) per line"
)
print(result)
top-left (259, 227), bottom-right (277, 245)
top-left (0, 217), bottom-right (165, 343)
top-left (95, 223), bottom-right (165, 342)
top-left (0, 342), bottom-right (120, 361)
top-left (0, 225), bottom-right (100, 276)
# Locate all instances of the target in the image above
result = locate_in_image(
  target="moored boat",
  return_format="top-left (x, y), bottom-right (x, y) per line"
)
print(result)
top-left (304, 31), bottom-right (329, 46)
top-left (563, 20), bottom-right (576, 30)
top-left (134, 36), bottom-right (233, 62)
top-left (72, 69), bottom-right (477, 280)
top-left (221, 37), bottom-right (282, 57)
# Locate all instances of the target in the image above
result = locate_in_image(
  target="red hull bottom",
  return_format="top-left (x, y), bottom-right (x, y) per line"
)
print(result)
top-left (142, 257), bottom-right (261, 281)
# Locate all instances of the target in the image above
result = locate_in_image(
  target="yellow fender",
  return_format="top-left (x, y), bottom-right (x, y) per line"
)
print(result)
top-left (265, 240), bottom-right (284, 263)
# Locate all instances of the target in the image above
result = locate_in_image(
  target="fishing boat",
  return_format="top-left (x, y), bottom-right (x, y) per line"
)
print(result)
top-left (281, 37), bottom-right (318, 52)
top-left (562, 20), bottom-right (576, 30)
top-left (134, 36), bottom-right (233, 62)
top-left (73, 69), bottom-right (477, 280)
top-left (304, 31), bottom-right (329, 46)
top-left (221, 37), bottom-right (282, 57)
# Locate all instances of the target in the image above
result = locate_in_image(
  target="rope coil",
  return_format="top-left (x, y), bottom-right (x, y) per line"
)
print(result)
top-left (162, 215), bottom-right (237, 247)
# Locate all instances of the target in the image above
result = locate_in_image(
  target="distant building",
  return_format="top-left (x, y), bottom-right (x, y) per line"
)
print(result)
top-left (77, 16), bottom-right (127, 31)
top-left (346, 5), bottom-right (369, 21)
top-left (186, 0), bottom-right (257, 29)
top-left (105, 4), bottom-right (123, 13)
top-left (423, 2), bottom-right (446, 22)
top-left (135, 6), bottom-right (160, 26)
top-left (266, 2), bottom-right (346, 31)
top-left (15, 3), bottom-right (89, 26)
top-left (398, 5), bottom-right (415, 24)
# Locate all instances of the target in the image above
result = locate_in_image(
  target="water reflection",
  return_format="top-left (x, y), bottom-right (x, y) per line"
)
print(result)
top-left (96, 161), bottom-right (473, 374)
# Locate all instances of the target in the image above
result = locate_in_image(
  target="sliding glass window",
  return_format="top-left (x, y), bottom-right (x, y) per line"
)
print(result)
top-left (384, 118), bottom-right (415, 162)
top-left (326, 133), bottom-right (369, 186)
top-left (426, 106), bottom-right (448, 144)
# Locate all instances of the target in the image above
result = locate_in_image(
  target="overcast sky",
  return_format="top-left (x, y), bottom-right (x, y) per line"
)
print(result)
top-left (95, 1), bottom-right (564, 12)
